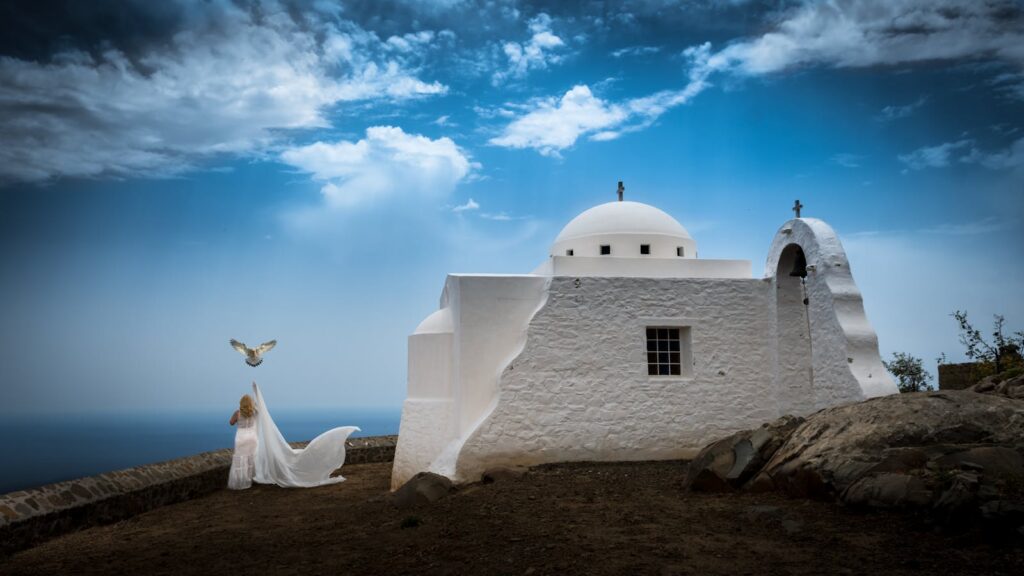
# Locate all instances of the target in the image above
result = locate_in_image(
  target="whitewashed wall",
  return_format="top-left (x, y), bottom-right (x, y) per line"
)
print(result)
top-left (454, 276), bottom-right (779, 482)
top-left (393, 218), bottom-right (897, 488)
top-left (765, 218), bottom-right (896, 405)
top-left (391, 274), bottom-right (550, 488)
top-left (391, 398), bottom-right (454, 489)
top-left (546, 256), bottom-right (751, 279)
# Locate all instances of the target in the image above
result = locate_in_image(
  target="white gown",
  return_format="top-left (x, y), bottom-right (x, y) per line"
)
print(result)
top-left (251, 382), bottom-right (361, 488)
top-left (228, 415), bottom-right (258, 490)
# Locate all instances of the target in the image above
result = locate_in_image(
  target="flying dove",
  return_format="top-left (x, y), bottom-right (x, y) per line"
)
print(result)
top-left (230, 339), bottom-right (277, 367)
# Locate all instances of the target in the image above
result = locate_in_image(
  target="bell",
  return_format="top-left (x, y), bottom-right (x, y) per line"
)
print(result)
top-left (789, 250), bottom-right (807, 278)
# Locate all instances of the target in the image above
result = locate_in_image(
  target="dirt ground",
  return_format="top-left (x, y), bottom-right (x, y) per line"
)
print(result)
top-left (2, 460), bottom-right (1021, 576)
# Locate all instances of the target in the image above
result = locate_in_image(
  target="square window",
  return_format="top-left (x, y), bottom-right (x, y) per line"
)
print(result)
top-left (645, 325), bottom-right (692, 378)
top-left (676, 246), bottom-right (684, 257)
top-left (566, 249), bottom-right (574, 256)
top-left (600, 245), bottom-right (611, 255)
top-left (640, 244), bottom-right (650, 255)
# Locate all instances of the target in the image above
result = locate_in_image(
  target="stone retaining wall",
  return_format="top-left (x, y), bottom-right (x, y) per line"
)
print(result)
top-left (0, 435), bottom-right (396, 556)
top-left (938, 362), bottom-right (990, 390)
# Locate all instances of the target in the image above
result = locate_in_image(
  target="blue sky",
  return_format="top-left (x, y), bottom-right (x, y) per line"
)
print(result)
top-left (1, 0), bottom-right (1022, 414)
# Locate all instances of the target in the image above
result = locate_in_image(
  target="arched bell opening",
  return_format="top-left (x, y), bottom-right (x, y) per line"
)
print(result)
top-left (775, 243), bottom-right (813, 414)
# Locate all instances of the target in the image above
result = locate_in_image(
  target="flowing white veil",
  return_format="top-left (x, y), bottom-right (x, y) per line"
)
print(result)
top-left (251, 382), bottom-right (360, 487)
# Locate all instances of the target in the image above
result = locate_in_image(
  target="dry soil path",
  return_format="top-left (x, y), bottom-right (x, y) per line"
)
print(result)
top-left (1, 461), bottom-right (1021, 575)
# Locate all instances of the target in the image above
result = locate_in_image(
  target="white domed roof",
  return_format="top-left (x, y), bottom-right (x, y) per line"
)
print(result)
top-left (414, 307), bottom-right (453, 334)
top-left (554, 201), bottom-right (692, 244)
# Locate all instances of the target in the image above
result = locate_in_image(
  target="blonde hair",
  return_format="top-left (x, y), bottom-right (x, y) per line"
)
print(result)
top-left (239, 395), bottom-right (256, 418)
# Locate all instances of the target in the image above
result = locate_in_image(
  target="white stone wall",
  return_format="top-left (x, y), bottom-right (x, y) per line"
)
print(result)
top-left (774, 274), bottom-right (815, 415)
top-left (448, 275), bottom-right (552, 434)
top-left (547, 255), bottom-right (751, 279)
top-left (407, 333), bottom-right (452, 398)
top-left (391, 274), bottom-right (550, 489)
top-left (392, 216), bottom-right (897, 488)
top-left (765, 218), bottom-right (897, 404)
top-left (552, 231), bottom-right (698, 259)
top-left (454, 276), bottom-right (778, 482)
top-left (391, 398), bottom-right (454, 489)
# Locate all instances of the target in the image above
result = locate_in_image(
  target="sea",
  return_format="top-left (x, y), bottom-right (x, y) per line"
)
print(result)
top-left (0, 408), bottom-right (401, 494)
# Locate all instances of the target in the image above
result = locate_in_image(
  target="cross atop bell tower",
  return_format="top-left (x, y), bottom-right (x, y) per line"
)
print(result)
top-left (792, 199), bottom-right (804, 218)
top-left (617, 181), bottom-right (624, 202)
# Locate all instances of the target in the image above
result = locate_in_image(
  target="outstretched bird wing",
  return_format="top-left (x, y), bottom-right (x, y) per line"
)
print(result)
top-left (256, 340), bottom-right (277, 355)
top-left (230, 339), bottom-right (250, 356)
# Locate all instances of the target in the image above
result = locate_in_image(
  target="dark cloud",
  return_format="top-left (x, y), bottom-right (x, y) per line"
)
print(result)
top-left (0, 0), bottom-right (188, 61)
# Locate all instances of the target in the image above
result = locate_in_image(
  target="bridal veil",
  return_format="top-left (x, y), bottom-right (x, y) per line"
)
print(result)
top-left (251, 382), bottom-right (360, 487)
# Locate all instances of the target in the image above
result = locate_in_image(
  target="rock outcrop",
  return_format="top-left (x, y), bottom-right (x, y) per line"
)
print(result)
top-left (970, 373), bottom-right (1024, 400)
top-left (682, 415), bottom-right (804, 492)
top-left (684, 391), bottom-right (1024, 536)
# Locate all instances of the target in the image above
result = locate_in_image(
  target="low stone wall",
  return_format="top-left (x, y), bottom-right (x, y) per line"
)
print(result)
top-left (0, 435), bottom-right (396, 556)
top-left (938, 362), bottom-right (990, 390)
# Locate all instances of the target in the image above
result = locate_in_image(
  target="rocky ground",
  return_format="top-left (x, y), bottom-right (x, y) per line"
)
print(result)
top-left (684, 390), bottom-right (1024, 541)
top-left (2, 459), bottom-right (1022, 576)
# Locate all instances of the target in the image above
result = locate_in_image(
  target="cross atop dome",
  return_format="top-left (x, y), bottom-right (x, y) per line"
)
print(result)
top-left (617, 181), bottom-right (624, 202)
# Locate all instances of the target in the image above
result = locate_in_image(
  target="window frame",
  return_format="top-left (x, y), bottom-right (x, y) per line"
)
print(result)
top-left (640, 320), bottom-right (695, 380)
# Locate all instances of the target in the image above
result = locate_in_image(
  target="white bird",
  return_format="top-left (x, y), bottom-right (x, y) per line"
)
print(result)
top-left (230, 339), bottom-right (277, 367)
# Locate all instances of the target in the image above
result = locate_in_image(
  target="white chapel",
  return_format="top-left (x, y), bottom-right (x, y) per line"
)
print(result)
top-left (391, 188), bottom-right (896, 488)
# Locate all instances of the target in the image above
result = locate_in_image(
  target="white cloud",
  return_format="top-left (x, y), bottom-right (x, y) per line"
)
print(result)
top-left (489, 86), bottom-right (628, 156)
top-left (610, 45), bottom-right (661, 58)
top-left (879, 96), bottom-right (928, 121)
top-left (971, 136), bottom-right (1024, 170)
top-left (280, 126), bottom-right (476, 208)
top-left (491, 13), bottom-right (566, 85)
top-left (899, 136), bottom-right (1024, 172)
top-left (489, 46), bottom-right (712, 156)
top-left (899, 139), bottom-right (976, 170)
top-left (0, 5), bottom-right (446, 184)
top-left (705, 0), bottom-right (1024, 75)
top-left (921, 217), bottom-right (1010, 236)
top-left (384, 30), bottom-right (440, 53)
top-left (830, 153), bottom-right (864, 168)
top-left (453, 198), bottom-right (480, 212)
top-left (480, 211), bottom-right (529, 221)
top-left (682, 1), bottom-right (1024, 102)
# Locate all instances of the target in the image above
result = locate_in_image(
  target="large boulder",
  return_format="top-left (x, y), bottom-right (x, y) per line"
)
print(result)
top-left (389, 472), bottom-right (454, 508)
top-left (751, 392), bottom-right (1024, 503)
top-left (682, 415), bottom-right (804, 492)
top-left (685, 391), bottom-right (1024, 535)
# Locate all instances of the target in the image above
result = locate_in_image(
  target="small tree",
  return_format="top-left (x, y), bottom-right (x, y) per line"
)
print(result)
top-left (883, 352), bottom-right (933, 393)
top-left (952, 311), bottom-right (1024, 374)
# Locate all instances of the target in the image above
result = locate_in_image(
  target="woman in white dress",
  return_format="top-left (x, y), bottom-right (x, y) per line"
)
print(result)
top-left (228, 394), bottom-right (258, 490)
top-left (228, 383), bottom-right (361, 489)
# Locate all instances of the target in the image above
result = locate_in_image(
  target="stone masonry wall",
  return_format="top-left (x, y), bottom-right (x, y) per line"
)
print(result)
top-left (0, 435), bottom-right (396, 556)
top-left (456, 276), bottom-right (778, 482)
top-left (938, 362), bottom-right (989, 390)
